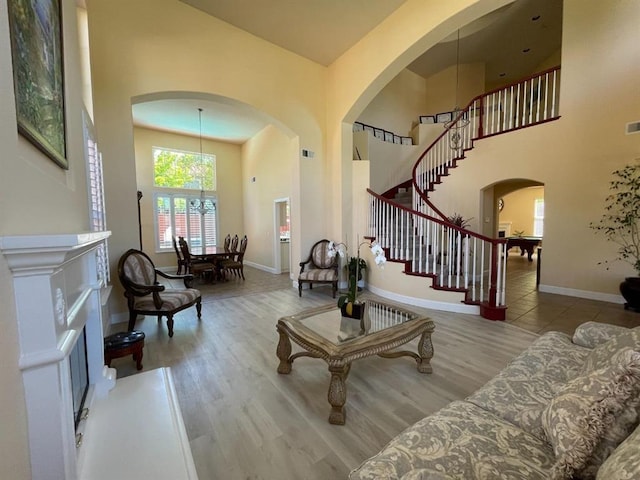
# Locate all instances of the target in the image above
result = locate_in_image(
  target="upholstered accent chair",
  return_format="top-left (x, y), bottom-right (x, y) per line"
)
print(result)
top-left (298, 239), bottom-right (339, 298)
top-left (118, 249), bottom-right (202, 337)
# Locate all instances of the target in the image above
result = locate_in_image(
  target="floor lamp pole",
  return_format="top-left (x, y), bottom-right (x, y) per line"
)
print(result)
top-left (137, 190), bottom-right (143, 250)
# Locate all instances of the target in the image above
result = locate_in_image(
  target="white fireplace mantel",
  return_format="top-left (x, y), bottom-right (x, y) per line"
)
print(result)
top-left (2, 231), bottom-right (198, 480)
top-left (0, 231), bottom-right (114, 480)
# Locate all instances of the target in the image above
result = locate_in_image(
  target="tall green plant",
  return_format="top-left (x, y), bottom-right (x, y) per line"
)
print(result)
top-left (590, 163), bottom-right (640, 274)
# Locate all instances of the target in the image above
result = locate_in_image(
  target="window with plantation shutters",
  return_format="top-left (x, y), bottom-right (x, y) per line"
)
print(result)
top-left (151, 145), bottom-right (219, 252)
top-left (154, 193), bottom-right (218, 251)
top-left (83, 111), bottom-right (110, 285)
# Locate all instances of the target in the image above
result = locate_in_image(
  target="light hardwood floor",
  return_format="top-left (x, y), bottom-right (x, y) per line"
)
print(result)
top-left (109, 263), bottom-right (640, 479)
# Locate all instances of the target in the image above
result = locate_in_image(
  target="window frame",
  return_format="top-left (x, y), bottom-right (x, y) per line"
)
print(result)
top-left (83, 110), bottom-right (110, 286)
top-left (153, 189), bottom-right (219, 253)
top-left (152, 145), bottom-right (216, 191)
top-left (533, 198), bottom-right (544, 237)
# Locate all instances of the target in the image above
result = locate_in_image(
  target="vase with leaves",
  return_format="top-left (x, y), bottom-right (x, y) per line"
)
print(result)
top-left (328, 236), bottom-right (387, 319)
top-left (590, 162), bottom-right (640, 311)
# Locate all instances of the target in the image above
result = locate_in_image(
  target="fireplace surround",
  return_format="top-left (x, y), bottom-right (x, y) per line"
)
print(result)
top-left (0, 232), bottom-right (114, 479)
top-left (1, 231), bottom-right (197, 479)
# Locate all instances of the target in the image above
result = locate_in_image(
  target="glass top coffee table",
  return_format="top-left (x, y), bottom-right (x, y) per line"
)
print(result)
top-left (276, 299), bottom-right (435, 425)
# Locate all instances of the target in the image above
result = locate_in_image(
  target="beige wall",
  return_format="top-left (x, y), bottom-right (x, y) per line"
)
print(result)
top-left (242, 124), bottom-right (295, 270)
top-left (425, 62), bottom-right (486, 113)
top-left (428, 0), bottom-right (640, 296)
top-left (1, 0), bottom-right (638, 475)
top-left (87, 0), bottom-right (327, 315)
top-left (499, 186), bottom-right (545, 237)
top-left (0, 1), bottom-right (94, 477)
top-left (357, 68), bottom-right (428, 136)
top-left (133, 127), bottom-right (243, 268)
top-left (326, 0), bottom-right (515, 241)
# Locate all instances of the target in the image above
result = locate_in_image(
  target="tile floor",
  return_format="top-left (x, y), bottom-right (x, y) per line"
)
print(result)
top-left (504, 250), bottom-right (640, 335)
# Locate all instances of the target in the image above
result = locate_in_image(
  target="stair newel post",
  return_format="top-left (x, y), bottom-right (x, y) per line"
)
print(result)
top-left (488, 241), bottom-right (499, 308)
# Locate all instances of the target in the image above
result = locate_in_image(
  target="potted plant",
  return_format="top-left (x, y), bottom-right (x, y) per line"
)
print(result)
top-left (590, 162), bottom-right (640, 311)
top-left (328, 237), bottom-right (386, 319)
top-left (347, 256), bottom-right (367, 287)
top-left (447, 212), bottom-right (472, 229)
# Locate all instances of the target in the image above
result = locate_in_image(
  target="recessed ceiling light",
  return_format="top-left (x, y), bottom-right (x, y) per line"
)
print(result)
top-left (522, 48), bottom-right (531, 53)
top-left (532, 15), bottom-right (541, 21)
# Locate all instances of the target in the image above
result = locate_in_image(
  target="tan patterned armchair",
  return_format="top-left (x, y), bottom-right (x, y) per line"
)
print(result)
top-left (118, 249), bottom-right (202, 337)
top-left (298, 239), bottom-right (339, 298)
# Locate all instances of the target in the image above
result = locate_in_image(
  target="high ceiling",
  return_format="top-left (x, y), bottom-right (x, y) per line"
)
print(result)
top-left (132, 0), bottom-right (562, 143)
top-left (180, 0), bottom-right (409, 67)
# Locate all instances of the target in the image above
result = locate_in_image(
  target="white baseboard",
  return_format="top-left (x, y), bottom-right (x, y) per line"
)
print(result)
top-left (243, 260), bottom-right (278, 274)
top-left (538, 284), bottom-right (624, 304)
top-left (367, 284), bottom-right (480, 315)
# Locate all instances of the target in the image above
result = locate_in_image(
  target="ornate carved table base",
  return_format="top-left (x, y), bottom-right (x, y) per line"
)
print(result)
top-left (276, 302), bottom-right (434, 425)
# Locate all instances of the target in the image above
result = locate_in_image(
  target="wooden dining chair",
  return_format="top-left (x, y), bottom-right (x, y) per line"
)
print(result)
top-left (178, 237), bottom-right (216, 281)
top-left (229, 234), bottom-right (239, 257)
top-left (223, 235), bottom-right (248, 280)
top-left (172, 236), bottom-right (187, 275)
top-left (223, 234), bottom-right (231, 253)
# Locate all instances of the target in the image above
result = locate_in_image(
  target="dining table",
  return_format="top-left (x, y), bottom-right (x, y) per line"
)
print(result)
top-left (189, 246), bottom-right (233, 281)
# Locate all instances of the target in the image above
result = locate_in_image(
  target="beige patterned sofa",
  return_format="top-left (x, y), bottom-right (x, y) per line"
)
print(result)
top-left (349, 322), bottom-right (640, 480)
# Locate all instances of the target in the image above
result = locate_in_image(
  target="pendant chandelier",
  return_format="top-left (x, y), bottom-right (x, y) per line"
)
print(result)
top-left (190, 107), bottom-right (215, 215)
top-left (444, 29), bottom-right (470, 152)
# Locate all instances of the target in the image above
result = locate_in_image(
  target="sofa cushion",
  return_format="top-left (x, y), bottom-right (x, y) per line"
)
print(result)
top-left (582, 327), bottom-right (640, 374)
top-left (572, 322), bottom-right (634, 349)
top-left (466, 331), bottom-right (589, 440)
top-left (542, 348), bottom-right (640, 480)
top-left (348, 401), bottom-right (555, 480)
top-left (596, 422), bottom-right (640, 479)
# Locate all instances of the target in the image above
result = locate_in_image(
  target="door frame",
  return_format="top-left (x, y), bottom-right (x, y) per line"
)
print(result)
top-left (273, 197), bottom-right (290, 274)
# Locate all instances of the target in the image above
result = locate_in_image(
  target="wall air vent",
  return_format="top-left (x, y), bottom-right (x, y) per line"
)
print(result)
top-left (626, 121), bottom-right (640, 135)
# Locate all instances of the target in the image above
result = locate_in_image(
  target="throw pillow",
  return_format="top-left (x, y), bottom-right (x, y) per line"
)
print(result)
top-left (582, 327), bottom-right (640, 374)
top-left (542, 348), bottom-right (640, 480)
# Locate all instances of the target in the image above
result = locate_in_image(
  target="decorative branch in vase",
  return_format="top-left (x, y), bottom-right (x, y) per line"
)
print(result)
top-left (328, 236), bottom-right (387, 318)
top-left (590, 161), bottom-right (640, 311)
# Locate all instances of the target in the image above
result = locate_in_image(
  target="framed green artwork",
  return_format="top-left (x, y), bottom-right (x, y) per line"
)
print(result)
top-left (8, 0), bottom-right (68, 169)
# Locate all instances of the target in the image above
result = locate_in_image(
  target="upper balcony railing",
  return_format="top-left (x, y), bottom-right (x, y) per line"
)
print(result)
top-left (412, 66), bottom-right (561, 219)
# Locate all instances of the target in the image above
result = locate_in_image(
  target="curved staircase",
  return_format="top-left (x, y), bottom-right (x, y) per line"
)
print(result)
top-left (366, 66), bottom-right (561, 320)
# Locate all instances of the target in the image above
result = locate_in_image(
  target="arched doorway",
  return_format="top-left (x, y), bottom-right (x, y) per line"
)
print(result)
top-left (484, 179), bottom-right (545, 302)
top-left (129, 91), bottom-right (298, 274)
